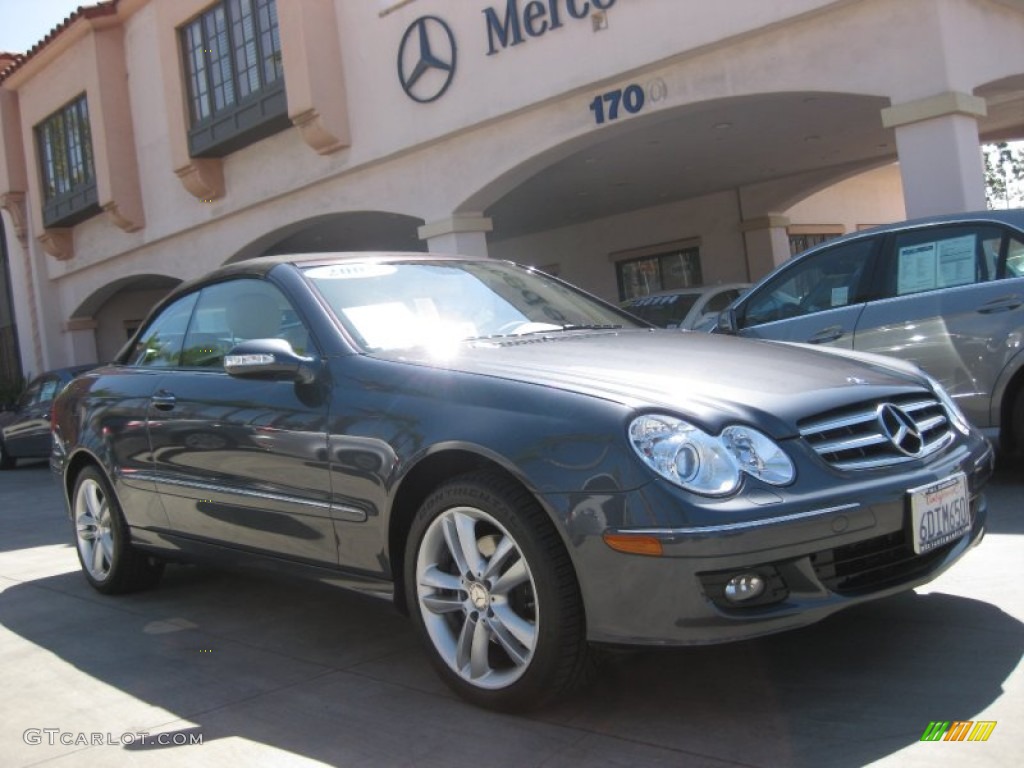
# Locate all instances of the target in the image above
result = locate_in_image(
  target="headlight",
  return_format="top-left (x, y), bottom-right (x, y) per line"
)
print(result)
top-left (925, 375), bottom-right (970, 435)
top-left (628, 415), bottom-right (795, 496)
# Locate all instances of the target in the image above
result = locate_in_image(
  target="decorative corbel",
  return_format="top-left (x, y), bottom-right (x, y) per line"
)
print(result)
top-left (0, 191), bottom-right (28, 242)
top-left (38, 228), bottom-right (73, 260)
top-left (291, 108), bottom-right (348, 156)
top-left (103, 200), bottom-right (144, 232)
top-left (175, 158), bottom-right (225, 201)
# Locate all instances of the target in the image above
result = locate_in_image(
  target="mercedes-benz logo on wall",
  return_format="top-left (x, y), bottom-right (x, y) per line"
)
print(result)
top-left (397, 16), bottom-right (457, 103)
top-left (877, 403), bottom-right (925, 457)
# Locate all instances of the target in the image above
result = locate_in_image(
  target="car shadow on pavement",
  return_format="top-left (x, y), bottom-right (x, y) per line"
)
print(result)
top-left (546, 589), bottom-right (1023, 767)
top-left (0, 562), bottom-right (1020, 768)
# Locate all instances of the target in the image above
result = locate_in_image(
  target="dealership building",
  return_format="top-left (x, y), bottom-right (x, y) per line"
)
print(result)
top-left (0, 0), bottom-right (1022, 379)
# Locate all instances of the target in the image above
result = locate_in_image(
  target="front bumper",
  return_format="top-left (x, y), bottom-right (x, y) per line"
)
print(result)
top-left (550, 435), bottom-right (994, 646)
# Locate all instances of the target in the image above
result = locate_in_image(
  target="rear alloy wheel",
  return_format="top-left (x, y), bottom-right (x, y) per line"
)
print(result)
top-left (73, 466), bottom-right (164, 594)
top-left (406, 471), bottom-right (588, 711)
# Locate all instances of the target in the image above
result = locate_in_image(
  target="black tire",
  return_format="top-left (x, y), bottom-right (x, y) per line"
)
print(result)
top-left (1012, 389), bottom-right (1024, 458)
top-left (404, 470), bottom-right (589, 711)
top-left (0, 439), bottom-right (14, 470)
top-left (72, 465), bottom-right (164, 594)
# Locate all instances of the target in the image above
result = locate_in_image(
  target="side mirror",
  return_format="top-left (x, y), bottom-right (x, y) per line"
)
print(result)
top-left (224, 338), bottom-right (319, 385)
top-left (716, 307), bottom-right (739, 335)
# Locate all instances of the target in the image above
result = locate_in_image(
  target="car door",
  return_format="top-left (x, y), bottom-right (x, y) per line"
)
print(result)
top-left (19, 375), bottom-right (61, 456)
top-left (852, 223), bottom-right (1024, 430)
top-left (145, 277), bottom-right (337, 565)
top-left (2, 376), bottom-right (44, 457)
top-left (4, 374), bottom-right (64, 457)
top-left (735, 236), bottom-right (880, 348)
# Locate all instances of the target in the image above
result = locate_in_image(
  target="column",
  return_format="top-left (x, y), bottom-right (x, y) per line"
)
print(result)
top-left (418, 214), bottom-right (493, 258)
top-left (881, 92), bottom-right (987, 219)
top-left (64, 318), bottom-right (99, 366)
top-left (740, 215), bottom-right (791, 279)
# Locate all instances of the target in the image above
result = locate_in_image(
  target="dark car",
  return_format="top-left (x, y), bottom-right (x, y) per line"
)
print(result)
top-left (0, 365), bottom-right (93, 469)
top-left (51, 253), bottom-right (993, 711)
top-left (716, 210), bottom-right (1024, 454)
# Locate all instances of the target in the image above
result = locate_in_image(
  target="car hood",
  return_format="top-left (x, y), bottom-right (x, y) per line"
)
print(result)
top-left (372, 329), bottom-right (929, 438)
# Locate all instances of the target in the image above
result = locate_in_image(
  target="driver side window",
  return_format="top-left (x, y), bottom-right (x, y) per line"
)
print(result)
top-left (742, 238), bottom-right (876, 328)
top-left (180, 279), bottom-right (316, 368)
top-left (127, 293), bottom-right (199, 368)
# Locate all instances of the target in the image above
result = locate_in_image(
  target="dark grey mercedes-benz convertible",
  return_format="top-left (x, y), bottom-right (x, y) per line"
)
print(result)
top-left (51, 254), bottom-right (993, 710)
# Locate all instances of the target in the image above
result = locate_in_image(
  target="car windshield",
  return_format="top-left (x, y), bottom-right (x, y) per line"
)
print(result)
top-left (623, 293), bottom-right (701, 328)
top-left (303, 260), bottom-right (642, 351)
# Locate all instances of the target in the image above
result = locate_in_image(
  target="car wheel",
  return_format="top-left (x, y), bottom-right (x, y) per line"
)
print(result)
top-left (1013, 388), bottom-right (1024, 457)
top-left (405, 471), bottom-right (589, 711)
top-left (73, 466), bottom-right (164, 594)
top-left (0, 439), bottom-right (14, 470)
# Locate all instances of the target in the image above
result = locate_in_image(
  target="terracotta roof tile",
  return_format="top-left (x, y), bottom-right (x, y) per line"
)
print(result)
top-left (0, 2), bottom-right (119, 83)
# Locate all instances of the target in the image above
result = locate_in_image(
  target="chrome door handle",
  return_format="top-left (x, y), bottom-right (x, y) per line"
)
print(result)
top-left (807, 326), bottom-right (844, 344)
top-left (977, 296), bottom-right (1022, 314)
top-left (151, 392), bottom-right (176, 411)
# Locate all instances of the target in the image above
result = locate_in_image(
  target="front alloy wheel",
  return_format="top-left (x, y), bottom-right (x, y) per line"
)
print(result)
top-left (416, 505), bottom-right (539, 690)
top-left (406, 471), bottom-right (588, 711)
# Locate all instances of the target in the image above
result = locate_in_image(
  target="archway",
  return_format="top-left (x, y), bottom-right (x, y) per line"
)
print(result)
top-left (71, 274), bottom-right (182, 363)
top-left (225, 211), bottom-right (426, 264)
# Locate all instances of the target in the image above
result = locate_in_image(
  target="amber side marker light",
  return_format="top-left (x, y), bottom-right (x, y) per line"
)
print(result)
top-left (602, 533), bottom-right (664, 556)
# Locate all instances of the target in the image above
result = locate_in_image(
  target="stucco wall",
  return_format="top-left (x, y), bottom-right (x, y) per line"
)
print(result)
top-left (2, 0), bottom-right (1021, 369)
top-left (784, 164), bottom-right (906, 234)
top-left (93, 287), bottom-right (168, 363)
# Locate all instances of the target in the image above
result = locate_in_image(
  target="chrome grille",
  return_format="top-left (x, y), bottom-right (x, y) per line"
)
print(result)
top-left (799, 393), bottom-right (954, 470)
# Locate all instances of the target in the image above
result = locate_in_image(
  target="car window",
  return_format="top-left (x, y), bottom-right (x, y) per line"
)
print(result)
top-left (306, 261), bottom-right (639, 351)
top-left (741, 238), bottom-right (875, 327)
top-left (1004, 235), bottom-right (1024, 278)
top-left (127, 293), bottom-right (199, 368)
top-left (705, 289), bottom-right (741, 314)
top-left (623, 293), bottom-right (700, 328)
top-left (37, 378), bottom-right (59, 403)
top-left (180, 279), bottom-right (315, 368)
top-left (17, 379), bottom-right (42, 408)
top-left (884, 225), bottom-right (1001, 297)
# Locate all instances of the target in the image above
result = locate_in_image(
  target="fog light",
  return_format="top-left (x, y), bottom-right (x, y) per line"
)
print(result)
top-left (724, 573), bottom-right (765, 603)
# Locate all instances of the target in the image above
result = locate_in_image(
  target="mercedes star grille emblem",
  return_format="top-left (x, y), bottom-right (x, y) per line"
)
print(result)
top-left (877, 403), bottom-right (924, 457)
top-left (397, 16), bottom-right (456, 103)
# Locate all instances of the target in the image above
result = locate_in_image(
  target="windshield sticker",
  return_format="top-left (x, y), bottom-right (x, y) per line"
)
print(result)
top-left (305, 264), bottom-right (397, 280)
top-left (343, 302), bottom-right (478, 350)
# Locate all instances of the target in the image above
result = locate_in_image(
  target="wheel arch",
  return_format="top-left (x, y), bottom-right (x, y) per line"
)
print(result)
top-left (62, 448), bottom-right (107, 508)
top-left (997, 356), bottom-right (1024, 454)
top-left (387, 446), bottom-right (572, 615)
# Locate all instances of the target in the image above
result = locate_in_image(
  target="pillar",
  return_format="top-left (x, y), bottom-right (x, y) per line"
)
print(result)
top-left (881, 92), bottom-right (987, 219)
top-left (418, 214), bottom-right (493, 257)
top-left (740, 215), bottom-right (791, 279)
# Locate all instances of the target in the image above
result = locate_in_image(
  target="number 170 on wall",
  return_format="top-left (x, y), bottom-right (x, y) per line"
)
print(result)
top-left (589, 84), bottom-right (645, 125)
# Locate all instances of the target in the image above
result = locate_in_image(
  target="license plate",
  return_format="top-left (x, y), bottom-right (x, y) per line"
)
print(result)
top-left (909, 473), bottom-right (970, 555)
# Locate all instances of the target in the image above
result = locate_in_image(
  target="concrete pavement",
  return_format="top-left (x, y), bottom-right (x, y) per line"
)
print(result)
top-left (0, 460), bottom-right (1021, 767)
